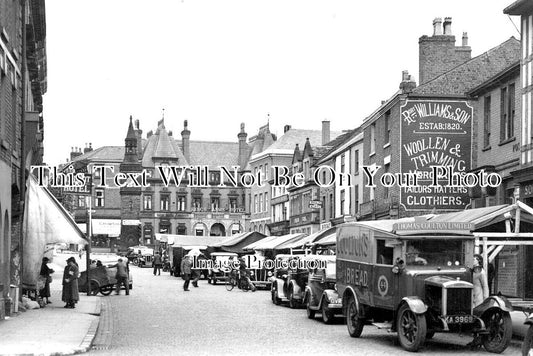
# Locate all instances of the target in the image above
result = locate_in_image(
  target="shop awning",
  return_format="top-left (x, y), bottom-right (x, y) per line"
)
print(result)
top-left (244, 233), bottom-right (305, 250)
top-left (277, 227), bottom-right (336, 250)
top-left (23, 175), bottom-right (87, 289)
top-left (155, 234), bottom-right (232, 248)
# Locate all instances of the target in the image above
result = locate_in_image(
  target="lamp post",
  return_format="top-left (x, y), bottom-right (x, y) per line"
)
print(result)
top-left (85, 172), bottom-right (93, 296)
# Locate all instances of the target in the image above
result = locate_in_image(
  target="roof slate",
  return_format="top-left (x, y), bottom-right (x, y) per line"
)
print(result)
top-left (413, 37), bottom-right (521, 96)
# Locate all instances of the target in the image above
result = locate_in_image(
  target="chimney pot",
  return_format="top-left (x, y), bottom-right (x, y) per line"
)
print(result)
top-left (443, 17), bottom-right (452, 35)
top-left (433, 17), bottom-right (443, 36)
top-left (135, 119), bottom-right (140, 130)
top-left (284, 125), bottom-right (291, 133)
top-left (462, 32), bottom-right (468, 46)
top-left (322, 120), bottom-right (331, 145)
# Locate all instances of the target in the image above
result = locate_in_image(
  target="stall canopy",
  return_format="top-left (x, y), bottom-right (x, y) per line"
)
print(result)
top-left (276, 227), bottom-right (336, 250)
top-left (244, 233), bottom-right (305, 251)
top-left (210, 232), bottom-right (267, 253)
top-left (23, 175), bottom-right (87, 289)
top-left (155, 234), bottom-right (232, 248)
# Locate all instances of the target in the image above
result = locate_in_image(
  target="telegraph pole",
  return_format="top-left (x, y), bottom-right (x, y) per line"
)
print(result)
top-left (86, 173), bottom-right (93, 296)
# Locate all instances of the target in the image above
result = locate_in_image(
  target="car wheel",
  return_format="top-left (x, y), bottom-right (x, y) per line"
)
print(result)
top-left (321, 296), bottom-right (335, 324)
top-left (522, 325), bottom-right (533, 356)
top-left (225, 277), bottom-right (235, 291)
top-left (129, 284), bottom-right (133, 290)
top-left (207, 278), bottom-right (212, 284)
top-left (346, 295), bottom-right (364, 337)
top-left (482, 309), bottom-right (512, 354)
top-left (288, 288), bottom-right (297, 309)
top-left (100, 285), bottom-right (113, 296)
top-left (271, 286), bottom-right (281, 305)
top-left (306, 295), bottom-right (316, 319)
top-left (212, 278), bottom-right (217, 285)
top-left (397, 304), bottom-right (427, 352)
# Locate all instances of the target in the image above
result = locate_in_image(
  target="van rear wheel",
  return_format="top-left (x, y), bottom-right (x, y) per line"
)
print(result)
top-left (346, 295), bottom-right (364, 337)
top-left (397, 304), bottom-right (426, 352)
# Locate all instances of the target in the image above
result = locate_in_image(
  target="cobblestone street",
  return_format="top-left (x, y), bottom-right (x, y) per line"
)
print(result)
top-left (88, 266), bottom-right (522, 355)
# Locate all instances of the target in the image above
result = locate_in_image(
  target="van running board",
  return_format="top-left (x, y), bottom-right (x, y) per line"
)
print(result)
top-left (372, 322), bottom-right (393, 330)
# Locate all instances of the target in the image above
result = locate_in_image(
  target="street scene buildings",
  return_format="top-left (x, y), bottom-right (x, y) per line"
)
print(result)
top-left (2, 0), bottom-right (533, 355)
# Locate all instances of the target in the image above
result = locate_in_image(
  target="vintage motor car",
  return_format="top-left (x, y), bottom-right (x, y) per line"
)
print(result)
top-left (337, 220), bottom-right (513, 353)
top-left (304, 254), bottom-right (342, 324)
top-left (207, 252), bottom-right (238, 284)
top-left (270, 254), bottom-right (308, 308)
top-left (79, 254), bottom-right (133, 295)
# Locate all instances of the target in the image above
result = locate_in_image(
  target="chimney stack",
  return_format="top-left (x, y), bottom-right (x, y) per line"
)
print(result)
top-left (443, 17), bottom-right (452, 35)
top-left (399, 70), bottom-right (417, 93)
top-left (462, 32), bottom-right (468, 46)
top-left (284, 125), bottom-right (291, 133)
top-left (419, 16), bottom-right (470, 85)
top-left (433, 17), bottom-right (443, 35)
top-left (181, 120), bottom-right (191, 163)
top-left (322, 120), bottom-right (331, 145)
top-left (70, 146), bottom-right (83, 161)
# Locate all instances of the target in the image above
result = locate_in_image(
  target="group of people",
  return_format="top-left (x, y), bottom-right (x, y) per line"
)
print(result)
top-left (38, 255), bottom-right (131, 309)
top-left (179, 254), bottom-right (255, 292)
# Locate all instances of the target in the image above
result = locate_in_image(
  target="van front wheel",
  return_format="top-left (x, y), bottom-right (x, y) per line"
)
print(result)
top-left (346, 295), bottom-right (364, 337)
top-left (397, 304), bottom-right (426, 352)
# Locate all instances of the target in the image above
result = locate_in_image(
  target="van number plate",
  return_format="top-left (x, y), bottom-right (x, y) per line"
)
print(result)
top-left (445, 315), bottom-right (474, 324)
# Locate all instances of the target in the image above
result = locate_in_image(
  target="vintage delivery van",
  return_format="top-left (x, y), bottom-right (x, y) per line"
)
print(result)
top-left (336, 218), bottom-right (513, 353)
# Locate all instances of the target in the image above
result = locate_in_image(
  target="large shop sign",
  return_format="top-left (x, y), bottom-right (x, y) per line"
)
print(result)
top-left (400, 100), bottom-right (472, 211)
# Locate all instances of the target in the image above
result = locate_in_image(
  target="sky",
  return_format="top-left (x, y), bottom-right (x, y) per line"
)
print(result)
top-left (42, 0), bottom-right (520, 166)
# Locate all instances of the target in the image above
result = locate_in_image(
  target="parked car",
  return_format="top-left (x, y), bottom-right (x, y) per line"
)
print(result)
top-left (79, 253), bottom-right (133, 294)
top-left (304, 255), bottom-right (342, 324)
top-left (337, 221), bottom-right (513, 353)
top-left (246, 253), bottom-right (273, 289)
top-left (270, 254), bottom-right (308, 308)
top-left (207, 252), bottom-right (237, 284)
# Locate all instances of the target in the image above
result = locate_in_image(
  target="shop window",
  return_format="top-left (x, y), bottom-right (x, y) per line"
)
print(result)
top-left (500, 83), bottom-right (515, 142)
top-left (229, 197), bottom-right (237, 212)
top-left (143, 195), bottom-right (152, 210)
top-left (160, 195), bottom-right (170, 211)
top-left (95, 189), bottom-right (104, 207)
top-left (384, 110), bottom-right (391, 145)
top-left (211, 197), bottom-right (219, 211)
top-left (484, 95), bottom-right (491, 148)
top-left (177, 195), bottom-right (186, 211)
top-left (193, 197), bottom-right (202, 210)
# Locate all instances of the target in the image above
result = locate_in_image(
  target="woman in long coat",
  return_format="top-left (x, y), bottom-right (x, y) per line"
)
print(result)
top-left (39, 257), bottom-right (54, 304)
top-left (61, 257), bottom-right (80, 308)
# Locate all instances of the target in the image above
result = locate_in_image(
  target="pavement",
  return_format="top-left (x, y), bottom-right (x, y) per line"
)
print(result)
top-left (0, 251), bottom-right (102, 356)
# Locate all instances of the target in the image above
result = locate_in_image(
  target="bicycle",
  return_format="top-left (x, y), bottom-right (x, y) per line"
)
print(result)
top-left (225, 270), bottom-right (256, 292)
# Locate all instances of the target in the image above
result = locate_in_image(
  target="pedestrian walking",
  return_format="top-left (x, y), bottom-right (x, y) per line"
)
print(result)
top-left (39, 257), bottom-right (54, 304)
top-left (61, 257), bottom-right (79, 309)
top-left (153, 252), bottom-right (162, 276)
top-left (108, 258), bottom-right (129, 295)
top-left (180, 255), bottom-right (193, 291)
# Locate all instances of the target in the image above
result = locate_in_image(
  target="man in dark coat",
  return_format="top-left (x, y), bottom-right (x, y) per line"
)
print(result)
top-left (153, 252), bottom-right (162, 276)
top-left (108, 258), bottom-right (129, 295)
top-left (180, 255), bottom-right (192, 291)
top-left (62, 257), bottom-right (79, 308)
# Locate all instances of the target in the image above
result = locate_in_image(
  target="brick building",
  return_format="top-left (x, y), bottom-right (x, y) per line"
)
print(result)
top-left (248, 121), bottom-right (341, 235)
top-left (359, 18), bottom-right (520, 221)
top-left (62, 116), bottom-right (273, 251)
top-left (503, 0), bottom-right (533, 299)
top-left (315, 129), bottom-right (363, 228)
top-left (0, 0), bottom-right (47, 319)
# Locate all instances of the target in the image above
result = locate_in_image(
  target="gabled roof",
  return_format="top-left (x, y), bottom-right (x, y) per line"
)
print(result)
top-left (413, 37), bottom-right (521, 96)
top-left (189, 140), bottom-right (241, 168)
top-left (71, 146), bottom-right (125, 163)
top-left (141, 127), bottom-right (188, 167)
top-left (254, 128), bottom-right (343, 157)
